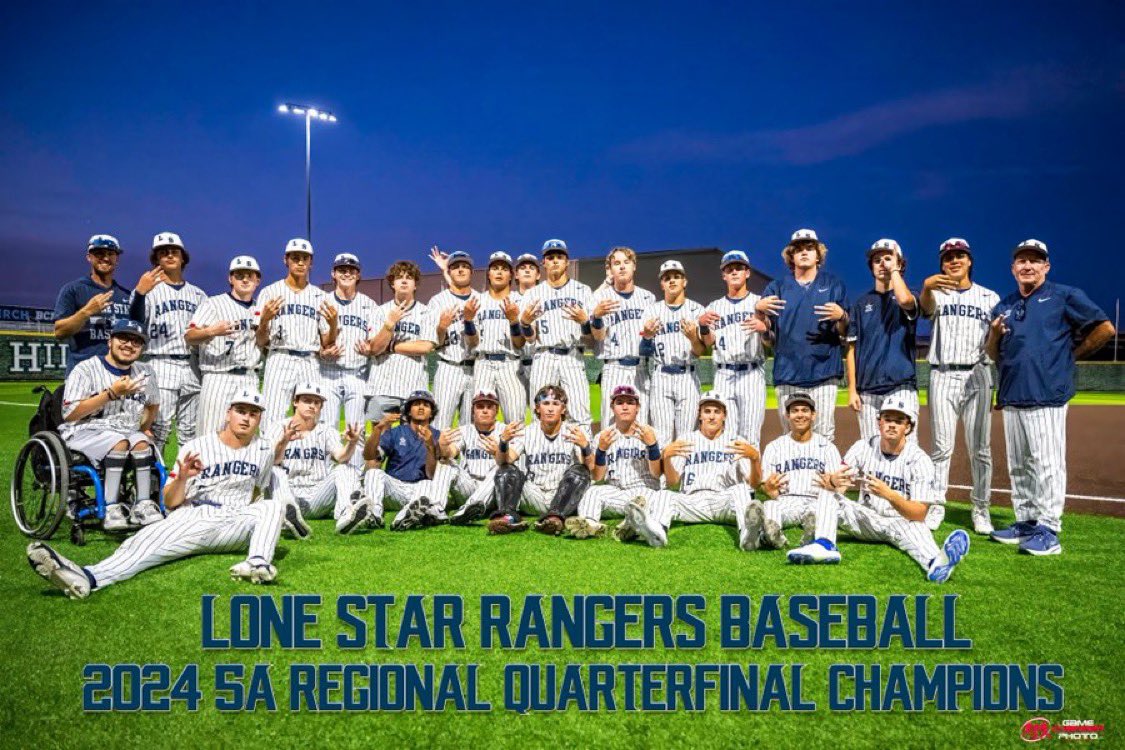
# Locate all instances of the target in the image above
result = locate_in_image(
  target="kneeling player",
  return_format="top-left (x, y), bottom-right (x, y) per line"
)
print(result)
top-left (626, 394), bottom-right (765, 550)
top-left (269, 382), bottom-right (364, 535)
top-left (485, 385), bottom-right (595, 535)
top-left (447, 391), bottom-right (525, 525)
top-left (59, 319), bottom-right (161, 530)
top-left (566, 385), bottom-right (661, 539)
top-left (28, 390), bottom-right (288, 598)
top-left (787, 398), bottom-right (969, 583)
top-left (361, 390), bottom-right (458, 530)
top-left (750, 392), bottom-right (843, 549)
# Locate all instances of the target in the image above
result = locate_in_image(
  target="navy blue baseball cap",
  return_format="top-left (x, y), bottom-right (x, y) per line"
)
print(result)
top-left (87, 234), bottom-right (121, 253)
top-left (110, 319), bottom-right (147, 343)
top-left (720, 250), bottom-right (750, 269)
top-left (403, 390), bottom-right (438, 416)
top-left (515, 253), bottom-right (540, 267)
top-left (1013, 238), bottom-right (1048, 260)
top-left (446, 250), bottom-right (473, 267)
top-left (332, 252), bottom-right (361, 270)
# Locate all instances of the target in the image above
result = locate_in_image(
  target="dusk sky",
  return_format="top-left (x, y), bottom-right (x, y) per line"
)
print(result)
top-left (2, 2), bottom-right (1122, 316)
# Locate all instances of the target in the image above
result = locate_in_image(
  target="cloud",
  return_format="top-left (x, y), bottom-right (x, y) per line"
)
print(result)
top-left (614, 66), bottom-right (1096, 166)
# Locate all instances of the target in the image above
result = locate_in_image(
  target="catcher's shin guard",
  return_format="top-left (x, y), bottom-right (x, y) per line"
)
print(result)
top-left (492, 464), bottom-right (526, 517)
top-left (545, 464), bottom-right (592, 519)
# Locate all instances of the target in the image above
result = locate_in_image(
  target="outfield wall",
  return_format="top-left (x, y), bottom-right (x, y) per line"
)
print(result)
top-left (4, 331), bottom-right (1123, 389)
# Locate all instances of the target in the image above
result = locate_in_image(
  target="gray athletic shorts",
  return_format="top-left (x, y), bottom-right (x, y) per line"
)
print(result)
top-left (62, 426), bottom-right (151, 464)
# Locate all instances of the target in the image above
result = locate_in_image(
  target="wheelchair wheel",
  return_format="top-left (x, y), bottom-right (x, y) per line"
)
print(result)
top-left (10, 430), bottom-right (70, 539)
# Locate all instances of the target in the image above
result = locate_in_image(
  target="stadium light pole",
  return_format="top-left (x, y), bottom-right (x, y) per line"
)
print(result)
top-left (277, 102), bottom-right (337, 242)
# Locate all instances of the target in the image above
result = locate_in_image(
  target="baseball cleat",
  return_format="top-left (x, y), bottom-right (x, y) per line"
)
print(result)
top-left (27, 542), bottom-right (91, 599)
top-left (970, 507), bottom-right (994, 535)
top-left (799, 511), bottom-right (817, 546)
top-left (487, 514), bottom-right (528, 535)
top-left (229, 558), bottom-right (278, 584)
top-left (534, 515), bottom-right (565, 536)
top-left (102, 503), bottom-right (130, 531)
top-left (990, 520), bottom-right (1037, 545)
top-left (762, 518), bottom-right (788, 550)
top-left (130, 500), bottom-right (164, 526)
top-left (927, 529), bottom-right (970, 583)
top-left (612, 519), bottom-right (638, 543)
top-left (924, 504), bottom-right (945, 531)
top-left (626, 500), bottom-right (666, 548)
top-left (335, 501), bottom-right (370, 535)
top-left (282, 498), bottom-right (312, 540)
top-left (787, 539), bottom-right (841, 565)
top-left (1018, 526), bottom-right (1062, 556)
top-left (739, 502), bottom-right (765, 551)
top-left (366, 512), bottom-right (385, 529)
top-left (420, 500), bottom-right (447, 527)
top-left (391, 499), bottom-right (428, 531)
top-left (449, 501), bottom-right (486, 526)
top-left (565, 516), bottom-right (606, 540)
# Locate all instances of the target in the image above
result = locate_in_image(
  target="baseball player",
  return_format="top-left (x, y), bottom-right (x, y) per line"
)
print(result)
top-left (846, 239), bottom-right (920, 444)
top-left (27, 389), bottom-right (289, 598)
top-left (641, 260), bottom-right (706, 447)
top-left (53, 234), bottom-right (145, 374)
top-left (267, 381), bottom-right (365, 535)
top-left (624, 393), bottom-right (766, 551)
top-left (757, 229), bottom-right (849, 440)
top-left (468, 251), bottom-right (527, 423)
top-left (920, 238), bottom-right (1000, 534)
top-left (318, 253), bottom-right (379, 466)
top-left (483, 385), bottom-right (594, 536)
top-left (590, 247), bottom-right (656, 428)
top-left (446, 391), bottom-right (526, 525)
top-left (255, 238), bottom-right (338, 430)
top-left (565, 385), bottom-right (661, 539)
top-left (58, 319), bottom-right (160, 531)
top-left (700, 250), bottom-right (770, 446)
top-left (751, 392), bottom-right (842, 549)
top-left (364, 261), bottom-right (438, 418)
top-left (429, 251), bottom-right (481, 429)
top-left (519, 240), bottom-right (594, 429)
top-left (786, 398), bottom-right (970, 584)
top-left (128, 232), bottom-right (206, 454)
top-left (984, 239), bottom-right (1113, 556)
top-left (361, 390), bottom-right (458, 530)
top-left (513, 253), bottom-right (541, 397)
top-left (186, 256), bottom-right (264, 436)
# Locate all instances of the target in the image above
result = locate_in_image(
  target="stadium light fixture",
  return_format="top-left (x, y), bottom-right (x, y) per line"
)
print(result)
top-left (276, 102), bottom-right (338, 242)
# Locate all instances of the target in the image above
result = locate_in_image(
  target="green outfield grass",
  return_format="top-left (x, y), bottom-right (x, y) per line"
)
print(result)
top-left (1, 380), bottom-right (1123, 748)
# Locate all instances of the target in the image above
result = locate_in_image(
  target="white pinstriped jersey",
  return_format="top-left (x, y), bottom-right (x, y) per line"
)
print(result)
top-left (926, 284), bottom-right (1000, 366)
top-left (670, 430), bottom-right (750, 493)
top-left (705, 294), bottom-right (765, 364)
top-left (592, 286), bottom-right (656, 360)
top-left (173, 433), bottom-right (274, 509)
top-left (517, 420), bottom-right (590, 488)
top-left (601, 430), bottom-right (660, 491)
top-left (456, 423), bottom-right (507, 479)
top-left (59, 357), bottom-right (159, 438)
top-left (429, 289), bottom-right (481, 363)
top-left (189, 294), bottom-right (262, 373)
top-left (255, 280), bottom-right (331, 352)
top-left (842, 437), bottom-right (939, 518)
top-left (324, 292), bottom-right (379, 370)
top-left (139, 282), bottom-right (206, 356)
top-left (266, 422), bottom-right (341, 492)
top-left (642, 299), bottom-right (705, 367)
top-left (367, 300), bottom-right (437, 399)
top-left (761, 433), bottom-right (842, 499)
top-left (475, 290), bottom-right (523, 356)
top-left (522, 279), bottom-right (594, 349)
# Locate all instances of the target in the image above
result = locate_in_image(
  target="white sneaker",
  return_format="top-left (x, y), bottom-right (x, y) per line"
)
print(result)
top-left (924, 504), bottom-right (945, 531)
top-left (970, 507), bottom-right (994, 535)
top-left (131, 500), bottom-right (163, 526)
top-left (229, 558), bottom-right (278, 584)
top-left (626, 500), bottom-right (666, 548)
top-left (787, 540), bottom-right (841, 565)
top-left (335, 501), bottom-right (370, 535)
top-left (27, 542), bottom-right (91, 599)
top-left (102, 503), bottom-right (130, 531)
top-left (282, 498), bottom-right (312, 540)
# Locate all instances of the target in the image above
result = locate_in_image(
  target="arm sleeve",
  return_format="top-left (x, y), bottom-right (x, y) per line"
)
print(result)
top-left (129, 291), bottom-right (147, 323)
top-left (1063, 287), bottom-right (1109, 333)
top-left (836, 279), bottom-right (849, 310)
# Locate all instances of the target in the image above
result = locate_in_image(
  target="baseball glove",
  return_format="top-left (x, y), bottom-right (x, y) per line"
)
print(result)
top-left (534, 515), bottom-right (565, 536)
top-left (487, 514), bottom-right (528, 535)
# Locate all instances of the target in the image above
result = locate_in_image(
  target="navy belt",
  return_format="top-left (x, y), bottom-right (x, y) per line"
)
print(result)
top-left (546, 346), bottom-right (584, 356)
top-left (482, 353), bottom-right (515, 362)
top-left (937, 364), bottom-right (978, 372)
top-left (659, 364), bottom-right (694, 375)
top-left (520, 359), bottom-right (532, 367)
top-left (224, 367), bottom-right (252, 375)
top-left (717, 362), bottom-right (762, 372)
top-left (151, 353), bottom-right (191, 360)
top-left (440, 359), bottom-right (474, 368)
top-left (605, 357), bottom-right (642, 367)
top-left (279, 349), bottom-right (314, 357)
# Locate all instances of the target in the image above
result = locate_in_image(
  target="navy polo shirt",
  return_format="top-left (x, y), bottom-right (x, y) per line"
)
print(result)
top-left (379, 423), bottom-right (442, 482)
top-left (847, 289), bottom-right (918, 394)
top-left (992, 281), bottom-right (1108, 407)
top-left (53, 276), bottom-right (135, 374)
top-left (762, 271), bottom-right (848, 387)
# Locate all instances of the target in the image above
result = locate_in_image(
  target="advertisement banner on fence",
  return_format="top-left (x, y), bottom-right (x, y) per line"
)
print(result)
top-left (1, 333), bottom-right (67, 379)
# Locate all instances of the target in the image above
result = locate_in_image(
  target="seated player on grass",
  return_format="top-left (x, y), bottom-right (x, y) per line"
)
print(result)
top-left (447, 391), bottom-right (526, 526)
top-left (27, 390), bottom-right (289, 599)
top-left (787, 398), bottom-right (970, 583)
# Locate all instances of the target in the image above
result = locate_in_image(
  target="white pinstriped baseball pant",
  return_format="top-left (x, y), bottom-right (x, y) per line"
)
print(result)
top-left (262, 351), bottom-right (320, 432)
top-left (275, 464), bottom-right (360, 520)
top-left (858, 387), bottom-right (920, 444)
top-left (85, 501), bottom-right (285, 588)
top-left (775, 382), bottom-right (839, 441)
top-left (319, 364), bottom-right (368, 427)
top-left (1003, 405), bottom-right (1068, 532)
top-left (649, 369), bottom-right (700, 447)
top-left (577, 485), bottom-right (657, 521)
top-left (472, 358), bottom-right (527, 424)
top-left (432, 360), bottom-right (475, 430)
top-left (929, 365), bottom-right (993, 507)
top-left (197, 370), bottom-right (260, 436)
top-left (149, 357), bottom-right (200, 452)
top-left (810, 490), bottom-right (940, 570)
top-left (450, 465), bottom-right (499, 510)
top-left (599, 363), bottom-right (650, 429)
top-left (763, 494), bottom-right (816, 528)
top-left (363, 463), bottom-right (457, 515)
top-left (713, 364), bottom-right (766, 446)
top-left (646, 485), bottom-right (755, 537)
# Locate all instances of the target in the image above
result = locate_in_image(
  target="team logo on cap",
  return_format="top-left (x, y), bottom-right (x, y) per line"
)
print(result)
top-left (784, 392), bottom-right (817, 411)
top-left (790, 228), bottom-right (819, 243)
top-left (515, 253), bottom-right (540, 266)
top-left (229, 255), bottom-right (261, 273)
top-left (230, 389), bottom-right (265, 410)
top-left (878, 397), bottom-right (916, 422)
top-left (446, 250), bottom-right (473, 266)
top-left (286, 238), bottom-right (313, 255)
top-left (87, 234), bottom-right (121, 252)
top-left (610, 385), bottom-right (640, 402)
top-left (110, 319), bottom-right (147, 342)
top-left (699, 392), bottom-right (728, 409)
top-left (152, 232), bottom-right (183, 249)
top-left (332, 253), bottom-right (361, 270)
top-left (293, 381), bottom-right (325, 400)
top-left (488, 251), bottom-right (513, 267)
top-left (659, 259), bottom-right (685, 276)
top-left (870, 238), bottom-right (902, 255)
top-left (541, 239), bottom-right (568, 253)
top-left (1014, 238), bottom-right (1048, 258)
top-left (720, 250), bottom-right (750, 269)
top-left (472, 391), bottom-right (500, 405)
top-left (940, 237), bottom-right (970, 254)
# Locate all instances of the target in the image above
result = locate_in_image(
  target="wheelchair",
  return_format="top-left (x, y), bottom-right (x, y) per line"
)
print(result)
top-left (10, 385), bottom-right (168, 546)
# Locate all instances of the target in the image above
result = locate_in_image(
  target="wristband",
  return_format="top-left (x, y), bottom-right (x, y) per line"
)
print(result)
top-left (389, 340), bottom-right (397, 354)
top-left (698, 325), bottom-right (711, 336)
top-left (462, 321), bottom-right (477, 336)
top-left (580, 444), bottom-right (592, 457)
top-left (594, 448), bottom-right (608, 466)
top-left (499, 440), bottom-right (509, 454)
top-left (521, 324), bottom-right (533, 337)
top-left (509, 323), bottom-right (523, 337)
top-left (646, 443), bottom-right (661, 462)
top-left (105, 388), bottom-right (117, 401)
top-left (591, 316), bottom-right (604, 330)
top-left (581, 322), bottom-right (592, 335)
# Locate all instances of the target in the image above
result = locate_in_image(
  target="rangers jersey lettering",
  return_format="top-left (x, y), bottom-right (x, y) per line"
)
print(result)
top-left (670, 430), bottom-right (749, 493)
top-left (255, 281), bottom-right (331, 352)
top-left (522, 279), bottom-right (594, 349)
top-left (324, 292), bottom-right (379, 370)
top-left (926, 284), bottom-right (1000, 366)
top-left (59, 357), bottom-right (159, 439)
top-left (475, 290), bottom-right (523, 356)
top-left (842, 436), bottom-right (939, 518)
top-left (592, 286), bottom-right (656, 360)
top-left (761, 433), bottom-right (842, 498)
top-left (367, 300), bottom-right (437, 399)
top-left (706, 294), bottom-right (764, 364)
top-left (643, 299), bottom-right (705, 367)
top-left (174, 433), bottom-right (274, 509)
top-left (456, 423), bottom-right (511, 479)
top-left (602, 431), bottom-right (659, 491)
top-left (518, 421), bottom-right (589, 488)
top-left (189, 293), bottom-right (262, 373)
top-left (266, 422), bottom-right (341, 492)
top-left (139, 282), bottom-right (206, 356)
